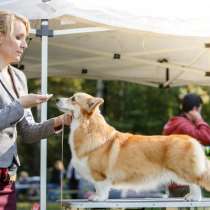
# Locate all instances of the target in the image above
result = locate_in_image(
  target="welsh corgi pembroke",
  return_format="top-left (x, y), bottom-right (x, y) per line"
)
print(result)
top-left (56, 92), bottom-right (210, 201)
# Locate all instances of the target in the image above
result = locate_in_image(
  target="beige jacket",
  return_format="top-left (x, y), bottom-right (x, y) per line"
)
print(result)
top-left (0, 66), bottom-right (55, 168)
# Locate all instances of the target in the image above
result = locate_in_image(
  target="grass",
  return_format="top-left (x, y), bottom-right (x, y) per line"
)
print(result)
top-left (17, 202), bottom-right (61, 210)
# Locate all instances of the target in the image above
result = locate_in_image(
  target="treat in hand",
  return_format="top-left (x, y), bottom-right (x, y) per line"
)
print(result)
top-left (19, 93), bottom-right (53, 108)
top-left (46, 94), bottom-right (53, 100)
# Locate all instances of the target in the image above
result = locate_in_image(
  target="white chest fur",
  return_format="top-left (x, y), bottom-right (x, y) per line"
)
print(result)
top-left (69, 118), bottom-right (94, 182)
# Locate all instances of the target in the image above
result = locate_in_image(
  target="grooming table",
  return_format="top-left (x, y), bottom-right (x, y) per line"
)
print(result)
top-left (61, 198), bottom-right (210, 209)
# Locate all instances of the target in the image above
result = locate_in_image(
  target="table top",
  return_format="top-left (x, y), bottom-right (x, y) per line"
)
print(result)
top-left (60, 198), bottom-right (210, 208)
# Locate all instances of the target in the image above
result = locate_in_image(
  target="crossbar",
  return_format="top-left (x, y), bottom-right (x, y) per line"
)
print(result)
top-left (61, 198), bottom-right (210, 209)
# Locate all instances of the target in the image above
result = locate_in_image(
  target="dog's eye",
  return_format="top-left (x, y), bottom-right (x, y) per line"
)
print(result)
top-left (71, 96), bottom-right (76, 102)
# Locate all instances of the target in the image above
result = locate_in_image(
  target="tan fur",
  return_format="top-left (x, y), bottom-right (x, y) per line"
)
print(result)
top-left (56, 92), bottom-right (210, 200)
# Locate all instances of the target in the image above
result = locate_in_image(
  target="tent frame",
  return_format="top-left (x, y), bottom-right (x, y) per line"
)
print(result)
top-left (37, 19), bottom-right (50, 210)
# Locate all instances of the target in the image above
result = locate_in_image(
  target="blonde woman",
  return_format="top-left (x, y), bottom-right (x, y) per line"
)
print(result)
top-left (0, 10), bottom-right (71, 210)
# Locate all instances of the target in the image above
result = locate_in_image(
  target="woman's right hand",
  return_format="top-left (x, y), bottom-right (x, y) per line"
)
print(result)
top-left (19, 93), bottom-right (53, 108)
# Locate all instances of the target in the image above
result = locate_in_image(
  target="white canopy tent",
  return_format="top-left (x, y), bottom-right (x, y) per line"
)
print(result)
top-left (1, 1), bottom-right (210, 209)
top-left (24, 30), bottom-right (210, 87)
top-left (2, 0), bottom-right (210, 87)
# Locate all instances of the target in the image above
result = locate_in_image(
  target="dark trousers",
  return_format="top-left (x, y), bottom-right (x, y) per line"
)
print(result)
top-left (0, 182), bottom-right (16, 210)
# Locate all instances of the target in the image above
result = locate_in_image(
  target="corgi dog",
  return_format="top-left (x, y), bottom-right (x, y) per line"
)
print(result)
top-left (56, 92), bottom-right (210, 201)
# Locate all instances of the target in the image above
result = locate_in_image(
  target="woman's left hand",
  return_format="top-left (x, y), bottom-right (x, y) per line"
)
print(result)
top-left (62, 113), bottom-right (72, 126)
top-left (53, 113), bottom-right (72, 129)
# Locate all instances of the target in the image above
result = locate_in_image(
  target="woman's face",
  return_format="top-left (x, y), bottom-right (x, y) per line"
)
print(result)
top-left (0, 19), bottom-right (28, 65)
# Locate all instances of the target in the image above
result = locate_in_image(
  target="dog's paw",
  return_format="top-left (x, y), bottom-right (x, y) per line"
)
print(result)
top-left (88, 193), bottom-right (107, 201)
top-left (184, 193), bottom-right (202, 201)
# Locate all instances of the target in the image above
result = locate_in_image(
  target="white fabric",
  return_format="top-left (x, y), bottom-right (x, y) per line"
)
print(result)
top-left (1, 0), bottom-right (210, 37)
top-left (1, 0), bottom-right (210, 86)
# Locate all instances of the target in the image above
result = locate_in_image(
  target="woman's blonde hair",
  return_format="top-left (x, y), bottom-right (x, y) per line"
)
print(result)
top-left (0, 10), bottom-right (30, 37)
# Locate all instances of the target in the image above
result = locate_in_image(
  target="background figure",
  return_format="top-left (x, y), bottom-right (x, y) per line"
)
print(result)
top-left (16, 171), bottom-right (29, 199)
top-left (163, 93), bottom-right (210, 197)
top-left (18, 171), bottom-right (29, 184)
top-left (50, 160), bottom-right (65, 188)
top-left (48, 160), bottom-right (65, 201)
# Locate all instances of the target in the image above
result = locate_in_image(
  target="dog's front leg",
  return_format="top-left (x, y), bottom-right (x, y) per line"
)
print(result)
top-left (184, 184), bottom-right (202, 201)
top-left (88, 180), bottom-right (111, 201)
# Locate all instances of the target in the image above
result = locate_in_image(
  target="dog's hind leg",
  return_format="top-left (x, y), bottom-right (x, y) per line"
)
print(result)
top-left (184, 184), bottom-right (202, 201)
top-left (88, 180), bottom-right (111, 201)
top-left (198, 160), bottom-right (210, 191)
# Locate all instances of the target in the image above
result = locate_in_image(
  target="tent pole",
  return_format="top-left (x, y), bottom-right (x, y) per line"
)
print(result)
top-left (40, 19), bottom-right (48, 210)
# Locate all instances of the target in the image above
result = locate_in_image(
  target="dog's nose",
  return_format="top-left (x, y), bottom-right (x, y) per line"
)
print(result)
top-left (55, 98), bottom-right (60, 103)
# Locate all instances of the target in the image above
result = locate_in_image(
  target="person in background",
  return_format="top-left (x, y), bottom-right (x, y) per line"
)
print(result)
top-left (18, 171), bottom-right (29, 184)
top-left (48, 160), bottom-right (65, 201)
top-left (163, 93), bottom-right (210, 197)
top-left (16, 171), bottom-right (29, 199)
top-left (0, 10), bottom-right (71, 210)
top-left (50, 160), bottom-right (65, 188)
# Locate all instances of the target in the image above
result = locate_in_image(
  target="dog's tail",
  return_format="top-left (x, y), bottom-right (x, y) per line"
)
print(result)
top-left (198, 160), bottom-right (210, 191)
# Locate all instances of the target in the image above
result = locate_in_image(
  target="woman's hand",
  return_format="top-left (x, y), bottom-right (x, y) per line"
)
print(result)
top-left (19, 93), bottom-right (53, 108)
top-left (53, 113), bottom-right (72, 129)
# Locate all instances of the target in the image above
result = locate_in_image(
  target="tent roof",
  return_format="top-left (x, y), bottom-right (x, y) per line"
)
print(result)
top-left (3, 0), bottom-right (210, 37)
top-left (2, 0), bottom-right (210, 86)
top-left (24, 25), bottom-right (210, 87)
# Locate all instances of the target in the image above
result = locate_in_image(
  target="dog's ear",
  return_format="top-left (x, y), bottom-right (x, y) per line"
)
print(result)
top-left (87, 97), bottom-right (104, 113)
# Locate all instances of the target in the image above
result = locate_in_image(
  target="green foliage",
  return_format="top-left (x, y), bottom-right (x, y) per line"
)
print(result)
top-left (17, 202), bottom-right (60, 210)
top-left (103, 81), bottom-right (179, 134)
